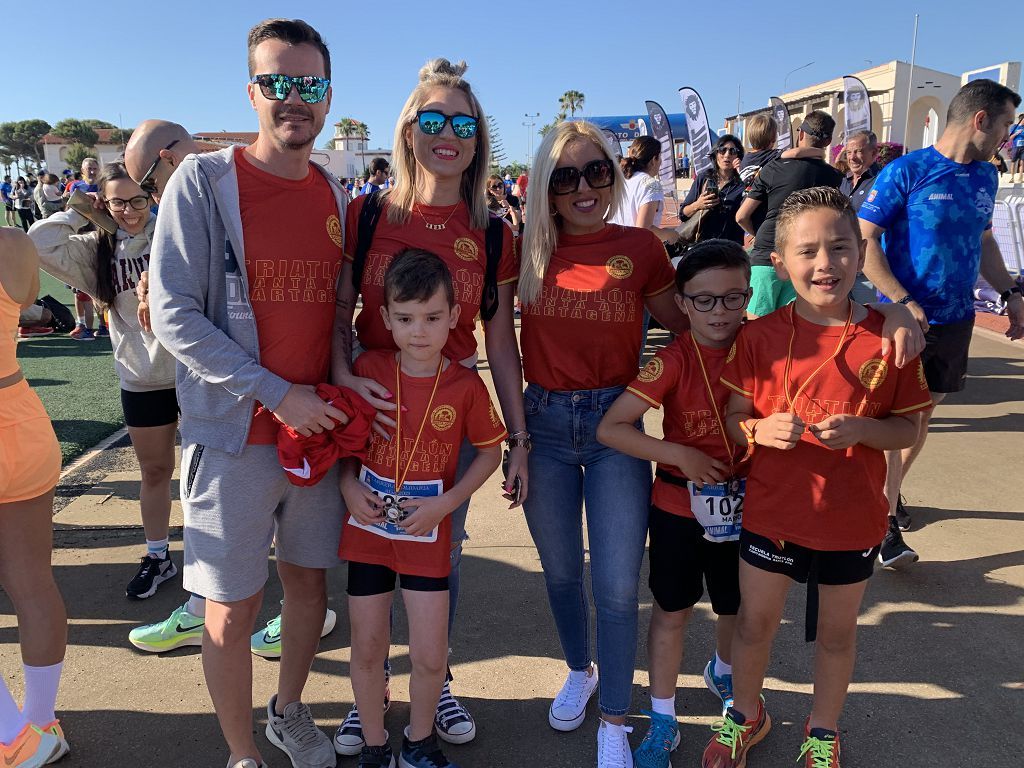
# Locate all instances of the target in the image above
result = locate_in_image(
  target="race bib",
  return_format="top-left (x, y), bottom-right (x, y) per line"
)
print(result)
top-left (347, 466), bottom-right (442, 543)
top-left (688, 478), bottom-right (745, 543)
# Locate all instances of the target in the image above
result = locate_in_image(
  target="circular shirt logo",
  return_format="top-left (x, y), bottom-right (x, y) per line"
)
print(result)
top-left (454, 237), bottom-right (479, 262)
top-left (606, 255), bottom-right (633, 279)
top-left (326, 215), bottom-right (343, 248)
top-left (637, 357), bottom-right (664, 383)
top-left (726, 342), bottom-right (737, 364)
top-left (858, 358), bottom-right (889, 391)
top-left (431, 405), bottom-right (457, 431)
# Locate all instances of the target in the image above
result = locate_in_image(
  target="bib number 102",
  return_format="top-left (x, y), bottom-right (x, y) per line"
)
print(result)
top-left (702, 494), bottom-right (743, 518)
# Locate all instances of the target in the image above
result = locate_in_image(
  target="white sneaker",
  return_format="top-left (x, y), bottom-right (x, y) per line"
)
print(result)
top-left (548, 665), bottom-right (599, 731)
top-left (596, 719), bottom-right (634, 768)
top-left (226, 760), bottom-right (268, 768)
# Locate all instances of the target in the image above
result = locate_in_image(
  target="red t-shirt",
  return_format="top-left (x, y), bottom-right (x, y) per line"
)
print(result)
top-left (520, 224), bottom-right (675, 391)
top-left (720, 306), bottom-right (932, 550)
top-left (235, 148), bottom-right (345, 444)
top-left (344, 196), bottom-right (518, 361)
top-left (339, 350), bottom-right (507, 577)
top-left (626, 332), bottom-right (745, 517)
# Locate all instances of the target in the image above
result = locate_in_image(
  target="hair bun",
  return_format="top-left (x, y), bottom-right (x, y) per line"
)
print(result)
top-left (419, 58), bottom-right (468, 82)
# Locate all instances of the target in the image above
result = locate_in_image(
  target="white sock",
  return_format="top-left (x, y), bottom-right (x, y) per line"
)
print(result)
top-left (0, 680), bottom-right (28, 745)
top-left (21, 661), bottom-right (62, 727)
top-left (714, 652), bottom-right (732, 677)
top-left (145, 538), bottom-right (169, 558)
top-left (651, 695), bottom-right (675, 717)
top-left (187, 594), bottom-right (207, 618)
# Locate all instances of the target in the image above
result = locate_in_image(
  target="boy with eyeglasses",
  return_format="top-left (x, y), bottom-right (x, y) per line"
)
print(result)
top-left (703, 187), bottom-right (930, 768)
top-left (597, 239), bottom-right (752, 768)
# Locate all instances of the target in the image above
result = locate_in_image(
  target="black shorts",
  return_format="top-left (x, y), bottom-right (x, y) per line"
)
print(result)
top-left (648, 506), bottom-right (741, 615)
top-left (740, 530), bottom-right (878, 586)
top-left (3, 202), bottom-right (13, 212)
top-left (120, 387), bottom-right (179, 428)
top-left (1013, 146), bottom-right (1024, 162)
top-left (921, 316), bottom-right (974, 393)
top-left (347, 561), bottom-right (448, 597)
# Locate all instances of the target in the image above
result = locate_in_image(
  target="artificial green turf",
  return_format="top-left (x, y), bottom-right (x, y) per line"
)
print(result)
top-left (17, 271), bottom-right (123, 465)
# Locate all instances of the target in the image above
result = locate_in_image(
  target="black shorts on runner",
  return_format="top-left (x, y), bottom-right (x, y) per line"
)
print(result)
top-left (921, 316), bottom-right (974, 393)
top-left (740, 530), bottom-right (878, 585)
top-left (4, 202), bottom-right (13, 212)
top-left (648, 506), bottom-right (741, 614)
top-left (347, 561), bottom-right (448, 597)
top-left (120, 387), bottom-right (179, 428)
top-left (1013, 146), bottom-right (1024, 163)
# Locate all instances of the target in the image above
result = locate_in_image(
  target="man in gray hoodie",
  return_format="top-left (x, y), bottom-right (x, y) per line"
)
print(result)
top-left (149, 19), bottom-right (348, 768)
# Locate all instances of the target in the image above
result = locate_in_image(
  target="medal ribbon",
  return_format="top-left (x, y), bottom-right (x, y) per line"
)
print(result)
top-left (782, 302), bottom-right (854, 413)
top-left (688, 331), bottom-right (740, 472)
top-left (393, 356), bottom-right (444, 495)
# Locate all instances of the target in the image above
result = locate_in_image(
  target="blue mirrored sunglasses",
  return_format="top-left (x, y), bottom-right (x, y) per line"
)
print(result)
top-left (416, 110), bottom-right (479, 139)
top-left (250, 74), bottom-right (330, 104)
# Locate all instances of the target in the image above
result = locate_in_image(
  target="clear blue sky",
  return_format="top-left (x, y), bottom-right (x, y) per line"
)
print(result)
top-left (2, 1), bottom-right (1018, 166)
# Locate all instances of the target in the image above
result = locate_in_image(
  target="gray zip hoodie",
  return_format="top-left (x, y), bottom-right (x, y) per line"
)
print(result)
top-left (149, 146), bottom-right (348, 455)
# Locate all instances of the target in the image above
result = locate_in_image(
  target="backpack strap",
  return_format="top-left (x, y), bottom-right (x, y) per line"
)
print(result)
top-left (480, 217), bottom-right (505, 322)
top-left (351, 190), bottom-right (384, 292)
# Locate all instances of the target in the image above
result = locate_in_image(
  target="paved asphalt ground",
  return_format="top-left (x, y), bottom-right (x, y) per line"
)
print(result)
top-left (1, 326), bottom-right (1022, 766)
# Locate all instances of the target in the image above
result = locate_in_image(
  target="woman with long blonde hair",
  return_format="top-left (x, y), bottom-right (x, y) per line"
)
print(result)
top-left (331, 58), bottom-right (527, 763)
top-left (518, 120), bottom-right (689, 767)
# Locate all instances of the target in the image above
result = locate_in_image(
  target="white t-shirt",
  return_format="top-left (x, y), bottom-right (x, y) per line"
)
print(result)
top-left (610, 171), bottom-right (663, 227)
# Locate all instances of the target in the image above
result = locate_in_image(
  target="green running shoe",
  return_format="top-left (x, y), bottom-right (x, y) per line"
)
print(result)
top-left (128, 602), bottom-right (204, 653)
top-left (250, 603), bottom-right (338, 658)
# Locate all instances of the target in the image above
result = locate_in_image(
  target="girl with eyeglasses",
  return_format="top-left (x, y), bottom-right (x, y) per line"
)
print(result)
top-left (679, 134), bottom-right (747, 246)
top-left (332, 58), bottom-right (526, 762)
top-left (29, 163), bottom-right (180, 603)
top-left (517, 120), bottom-right (690, 768)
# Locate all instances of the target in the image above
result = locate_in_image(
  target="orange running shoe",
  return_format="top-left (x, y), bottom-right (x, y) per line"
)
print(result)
top-left (798, 720), bottom-right (841, 768)
top-left (701, 700), bottom-right (771, 768)
top-left (40, 721), bottom-right (69, 764)
top-left (0, 724), bottom-right (60, 768)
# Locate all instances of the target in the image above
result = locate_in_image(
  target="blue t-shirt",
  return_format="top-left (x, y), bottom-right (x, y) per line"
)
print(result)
top-left (1011, 125), bottom-right (1024, 147)
top-left (69, 180), bottom-right (98, 194)
top-left (858, 146), bottom-right (996, 325)
top-left (0, 181), bottom-right (11, 203)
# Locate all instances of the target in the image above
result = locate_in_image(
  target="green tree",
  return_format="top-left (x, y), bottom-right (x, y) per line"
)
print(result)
top-left (0, 119), bottom-right (52, 164)
top-left (502, 161), bottom-right (529, 178)
top-left (82, 119), bottom-right (116, 130)
top-left (64, 143), bottom-right (93, 171)
top-left (51, 119), bottom-right (99, 148)
top-left (336, 118), bottom-right (369, 142)
top-left (558, 90), bottom-right (585, 118)
top-left (108, 128), bottom-right (132, 145)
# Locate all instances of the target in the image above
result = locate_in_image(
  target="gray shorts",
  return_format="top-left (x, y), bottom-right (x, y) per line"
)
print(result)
top-left (180, 442), bottom-right (344, 602)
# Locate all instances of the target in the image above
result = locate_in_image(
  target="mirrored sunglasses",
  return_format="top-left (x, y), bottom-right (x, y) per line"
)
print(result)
top-left (250, 74), bottom-right (330, 104)
top-left (416, 110), bottom-right (479, 139)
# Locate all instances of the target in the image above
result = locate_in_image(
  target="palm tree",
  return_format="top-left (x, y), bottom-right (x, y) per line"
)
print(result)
top-left (559, 91), bottom-right (586, 118)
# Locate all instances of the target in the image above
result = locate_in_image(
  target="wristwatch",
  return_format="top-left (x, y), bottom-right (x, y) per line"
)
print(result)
top-left (1000, 285), bottom-right (1023, 303)
top-left (896, 294), bottom-right (915, 305)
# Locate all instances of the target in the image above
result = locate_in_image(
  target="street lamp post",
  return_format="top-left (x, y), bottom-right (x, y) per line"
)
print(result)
top-left (784, 61), bottom-right (815, 92)
top-left (522, 112), bottom-right (540, 166)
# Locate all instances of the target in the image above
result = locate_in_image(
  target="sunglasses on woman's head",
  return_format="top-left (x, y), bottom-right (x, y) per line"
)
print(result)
top-left (415, 110), bottom-right (479, 139)
top-left (549, 159), bottom-right (615, 195)
top-left (250, 74), bottom-right (330, 104)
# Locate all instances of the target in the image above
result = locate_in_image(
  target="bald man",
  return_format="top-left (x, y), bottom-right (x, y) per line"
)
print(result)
top-left (124, 120), bottom-right (203, 202)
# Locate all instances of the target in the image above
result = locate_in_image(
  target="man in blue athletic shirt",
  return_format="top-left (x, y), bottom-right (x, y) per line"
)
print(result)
top-left (860, 79), bottom-right (1024, 568)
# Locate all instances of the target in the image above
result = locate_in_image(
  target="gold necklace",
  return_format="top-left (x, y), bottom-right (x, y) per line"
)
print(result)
top-left (415, 202), bottom-right (461, 231)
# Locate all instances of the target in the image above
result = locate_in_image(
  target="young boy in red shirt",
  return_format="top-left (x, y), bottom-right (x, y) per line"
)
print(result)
top-left (597, 239), bottom-right (752, 767)
top-left (704, 187), bottom-right (932, 768)
top-left (339, 249), bottom-right (505, 768)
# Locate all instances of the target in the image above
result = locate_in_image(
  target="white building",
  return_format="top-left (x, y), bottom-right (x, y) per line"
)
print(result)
top-left (324, 121), bottom-right (392, 180)
top-left (42, 128), bottom-right (125, 171)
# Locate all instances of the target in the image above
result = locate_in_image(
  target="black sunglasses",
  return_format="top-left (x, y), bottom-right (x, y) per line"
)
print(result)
top-left (716, 146), bottom-right (741, 156)
top-left (549, 159), bottom-right (615, 195)
top-left (415, 110), bottom-right (479, 139)
top-left (139, 140), bottom-right (179, 192)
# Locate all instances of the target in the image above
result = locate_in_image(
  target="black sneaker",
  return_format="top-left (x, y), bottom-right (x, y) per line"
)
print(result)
top-left (126, 553), bottom-right (178, 599)
top-left (359, 743), bottom-right (395, 768)
top-left (434, 680), bottom-right (475, 744)
top-left (894, 495), bottom-right (912, 531)
top-left (879, 517), bottom-right (918, 569)
top-left (399, 732), bottom-right (457, 768)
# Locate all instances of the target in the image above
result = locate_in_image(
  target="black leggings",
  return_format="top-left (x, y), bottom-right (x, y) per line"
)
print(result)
top-left (17, 208), bottom-right (34, 232)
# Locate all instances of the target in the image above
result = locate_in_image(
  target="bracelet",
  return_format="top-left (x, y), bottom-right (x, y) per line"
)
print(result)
top-left (506, 430), bottom-right (531, 451)
top-left (1000, 285), bottom-right (1023, 303)
top-left (739, 418), bottom-right (760, 462)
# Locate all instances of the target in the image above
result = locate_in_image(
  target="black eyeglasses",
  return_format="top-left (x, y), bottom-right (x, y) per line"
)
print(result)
top-left (106, 194), bottom-right (150, 212)
top-left (250, 74), bottom-right (330, 104)
top-left (415, 110), bottom-right (479, 139)
top-left (716, 146), bottom-right (741, 156)
top-left (683, 291), bottom-right (750, 312)
top-left (138, 140), bottom-right (179, 193)
top-left (549, 159), bottom-right (615, 195)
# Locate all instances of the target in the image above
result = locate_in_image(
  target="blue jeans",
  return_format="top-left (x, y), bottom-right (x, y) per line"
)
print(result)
top-left (522, 383), bottom-right (651, 716)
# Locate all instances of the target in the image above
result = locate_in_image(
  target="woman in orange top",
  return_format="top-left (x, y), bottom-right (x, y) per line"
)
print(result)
top-left (518, 120), bottom-right (690, 767)
top-left (0, 229), bottom-right (69, 766)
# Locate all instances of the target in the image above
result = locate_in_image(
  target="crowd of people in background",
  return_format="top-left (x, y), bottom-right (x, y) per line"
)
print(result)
top-left (2, 16), bottom-right (1024, 768)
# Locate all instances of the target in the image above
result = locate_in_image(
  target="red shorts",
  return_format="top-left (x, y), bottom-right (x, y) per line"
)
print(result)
top-left (0, 380), bottom-right (61, 503)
